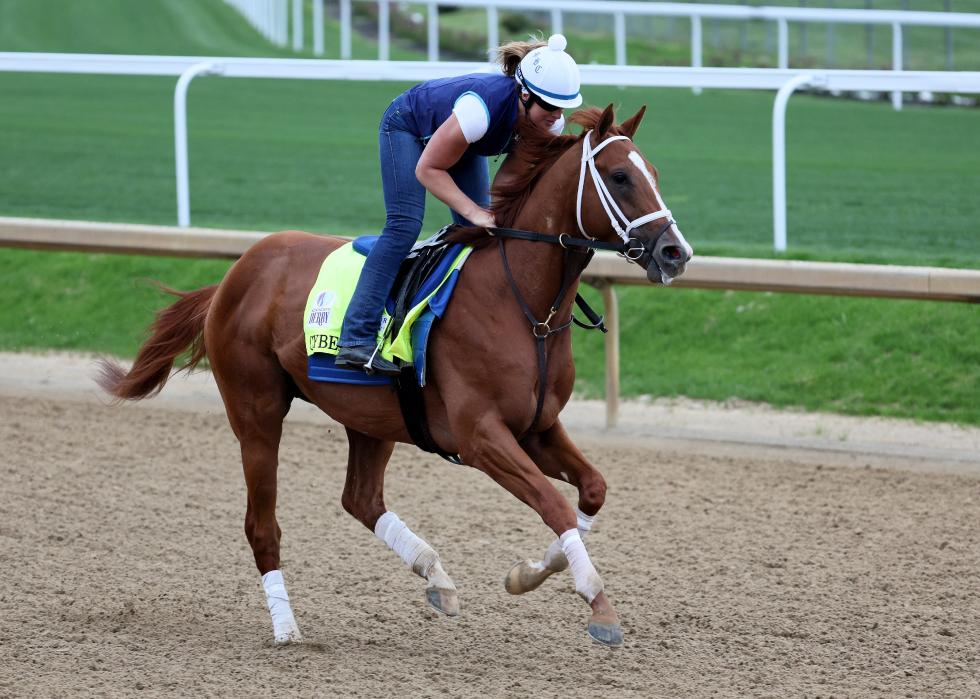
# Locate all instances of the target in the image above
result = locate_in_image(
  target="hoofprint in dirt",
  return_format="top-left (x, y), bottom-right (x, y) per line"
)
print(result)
top-left (1, 363), bottom-right (978, 696)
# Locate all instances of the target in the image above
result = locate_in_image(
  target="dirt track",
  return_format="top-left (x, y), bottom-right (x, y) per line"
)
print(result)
top-left (1, 353), bottom-right (979, 697)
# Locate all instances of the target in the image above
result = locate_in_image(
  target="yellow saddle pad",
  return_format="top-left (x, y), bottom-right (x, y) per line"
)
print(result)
top-left (303, 240), bottom-right (471, 364)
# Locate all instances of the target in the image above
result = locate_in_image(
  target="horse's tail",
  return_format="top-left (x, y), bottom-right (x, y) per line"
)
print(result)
top-left (97, 284), bottom-right (218, 401)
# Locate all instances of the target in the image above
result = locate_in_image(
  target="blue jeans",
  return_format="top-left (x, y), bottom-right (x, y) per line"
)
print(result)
top-left (339, 96), bottom-right (491, 349)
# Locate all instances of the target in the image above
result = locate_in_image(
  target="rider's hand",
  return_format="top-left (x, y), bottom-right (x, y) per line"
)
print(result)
top-left (468, 207), bottom-right (496, 229)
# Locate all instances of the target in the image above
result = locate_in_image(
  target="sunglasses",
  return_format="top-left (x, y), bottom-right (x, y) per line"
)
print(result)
top-left (522, 88), bottom-right (562, 114)
top-left (533, 95), bottom-right (562, 113)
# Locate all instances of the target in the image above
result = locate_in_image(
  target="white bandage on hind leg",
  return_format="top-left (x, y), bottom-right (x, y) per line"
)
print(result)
top-left (375, 511), bottom-right (438, 578)
top-left (576, 507), bottom-right (596, 536)
top-left (262, 569), bottom-right (301, 642)
top-left (560, 529), bottom-right (603, 603)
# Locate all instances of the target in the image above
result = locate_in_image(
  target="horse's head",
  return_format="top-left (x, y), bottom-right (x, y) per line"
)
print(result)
top-left (568, 104), bottom-right (693, 284)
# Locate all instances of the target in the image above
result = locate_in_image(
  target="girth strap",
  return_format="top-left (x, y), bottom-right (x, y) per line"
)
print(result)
top-left (395, 368), bottom-right (463, 465)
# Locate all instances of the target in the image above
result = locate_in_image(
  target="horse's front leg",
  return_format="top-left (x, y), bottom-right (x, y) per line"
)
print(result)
top-left (459, 415), bottom-right (622, 647)
top-left (503, 420), bottom-right (613, 615)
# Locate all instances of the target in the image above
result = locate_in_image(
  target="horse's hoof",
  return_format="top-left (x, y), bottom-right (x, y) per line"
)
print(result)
top-left (504, 559), bottom-right (551, 595)
top-left (273, 625), bottom-right (303, 645)
top-left (272, 614), bottom-right (303, 646)
top-left (425, 586), bottom-right (459, 617)
top-left (587, 620), bottom-right (624, 647)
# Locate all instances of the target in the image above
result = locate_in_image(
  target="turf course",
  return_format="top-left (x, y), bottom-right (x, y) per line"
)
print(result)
top-left (1, 0), bottom-right (978, 424)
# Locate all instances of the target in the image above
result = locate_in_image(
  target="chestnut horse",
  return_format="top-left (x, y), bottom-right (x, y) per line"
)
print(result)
top-left (99, 104), bottom-right (692, 647)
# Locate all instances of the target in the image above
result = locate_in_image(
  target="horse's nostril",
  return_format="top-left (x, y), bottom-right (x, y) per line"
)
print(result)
top-left (662, 245), bottom-right (681, 262)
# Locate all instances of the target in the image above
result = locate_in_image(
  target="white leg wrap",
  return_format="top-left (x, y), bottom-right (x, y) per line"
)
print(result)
top-left (576, 508), bottom-right (596, 535)
top-left (262, 569), bottom-right (302, 643)
top-left (536, 509), bottom-right (596, 573)
top-left (560, 529), bottom-right (603, 603)
top-left (375, 511), bottom-right (438, 578)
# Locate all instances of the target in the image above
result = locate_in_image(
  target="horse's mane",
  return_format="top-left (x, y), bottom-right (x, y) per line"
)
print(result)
top-left (445, 107), bottom-right (609, 248)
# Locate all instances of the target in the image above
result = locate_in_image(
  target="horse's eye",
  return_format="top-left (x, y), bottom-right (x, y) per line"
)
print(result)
top-left (611, 171), bottom-right (629, 186)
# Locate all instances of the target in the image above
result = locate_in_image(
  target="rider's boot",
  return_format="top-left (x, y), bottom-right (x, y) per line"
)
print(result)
top-left (335, 345), bottom-right (401, 376)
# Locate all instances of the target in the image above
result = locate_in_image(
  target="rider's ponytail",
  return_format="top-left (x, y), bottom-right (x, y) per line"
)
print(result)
top-left (495, 39), bottom-right (547, 77)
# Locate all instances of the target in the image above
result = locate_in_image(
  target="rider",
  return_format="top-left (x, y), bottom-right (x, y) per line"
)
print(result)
top-left (335, 34), bottom-right (584, 375)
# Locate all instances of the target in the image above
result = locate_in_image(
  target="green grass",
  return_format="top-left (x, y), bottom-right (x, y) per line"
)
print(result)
top-left (2, 73), bottom-right (977, 264)
top-left (0, 250), bottom-right (233, 357)
top-left (572, 285), bottom-right (980, 424)
top-left (1, 0), bottom-right (978, 425)
top-left (0, 0), bottom-right (423, 60)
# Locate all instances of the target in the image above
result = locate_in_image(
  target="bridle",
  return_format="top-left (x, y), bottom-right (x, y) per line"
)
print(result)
top-left (482, 128), bottom-right (680, 441)
top-left (576, 130), bottom-right (676, 263)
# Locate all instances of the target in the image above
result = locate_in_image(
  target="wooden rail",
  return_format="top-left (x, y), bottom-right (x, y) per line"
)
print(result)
top-left (3, 217), bottom-right (978, 426)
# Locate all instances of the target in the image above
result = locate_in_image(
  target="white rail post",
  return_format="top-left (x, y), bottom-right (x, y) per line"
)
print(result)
top-left (772, 73), bottom-right (815, 252)
top-left (691, 15), bottom-right (702, 95)
top-left (378, 0), bottom-right (390, 61)
top-left (614, 12), bottom-right (626, 66)
top-left (778, 18), bottom-right (789, 69)
top-left (551, 8), bottom-right (562, 35)
top-left (292, 0), bottom-right (303, 51)
top-left (174, 62), bottom-right (223, 228)
top-left (892, 22), bottom-right (903, 111)
top-left (340, 0), bottom-right (351, 59)
top-left (277, 0), bottom-right (289, 46)
top-left (945, 0), bottom-right (953, 69)
top-left (313, 0), bottom-right (324, 55)
top-left (486, 5), bottom-right (498, 60)
top-left (427, 2), bottom-right (439, 62)
top-left (598, 281), bottom-right (620, 429)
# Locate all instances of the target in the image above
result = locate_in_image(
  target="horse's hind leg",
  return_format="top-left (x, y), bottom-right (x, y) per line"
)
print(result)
top-left (213, 358), bottom-right (301, 644)
top-left (342, 428), bottom-right (459, 616)
top-left (504, 420), bottom-right (607, 597)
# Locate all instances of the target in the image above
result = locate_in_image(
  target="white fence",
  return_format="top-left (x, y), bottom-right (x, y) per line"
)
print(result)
top-left (225, 0), bottom-right (980, 109)
top-left (3, 52), bottom-right (980, 251)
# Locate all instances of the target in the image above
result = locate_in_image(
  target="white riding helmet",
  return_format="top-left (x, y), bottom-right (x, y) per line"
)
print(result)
top-left (515, 34), bottom-right (583, 110)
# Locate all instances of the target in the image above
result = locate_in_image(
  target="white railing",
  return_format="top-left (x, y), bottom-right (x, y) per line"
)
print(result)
top-left (2, 53), bottom-right (980, 251)
top-left (221, 1), bottom-right (980, 110)
top-left (223, 0), bottom-right (289, 47)
top-left (343, 0), bottom-right (980, 109)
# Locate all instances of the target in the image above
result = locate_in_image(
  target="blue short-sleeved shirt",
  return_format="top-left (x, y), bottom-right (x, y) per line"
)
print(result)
top-left (400, 73), bottom-right (519, 157)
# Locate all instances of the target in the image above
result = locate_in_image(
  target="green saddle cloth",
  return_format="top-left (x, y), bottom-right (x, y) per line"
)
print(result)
top-left (303, 240), bottom-right (471, 364)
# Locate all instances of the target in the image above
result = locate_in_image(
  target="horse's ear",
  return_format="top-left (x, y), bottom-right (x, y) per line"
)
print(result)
top-left (597, 104), bottom-right (615, 137)
top-left (619, 105), bottom-right (646, 139)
